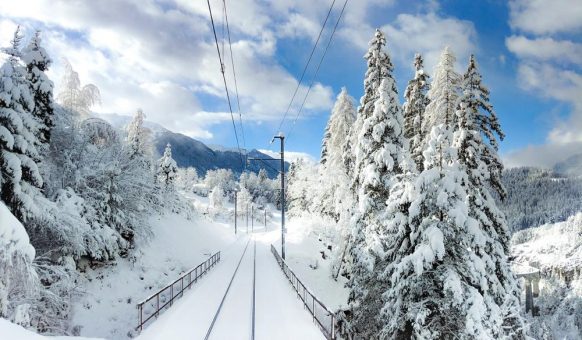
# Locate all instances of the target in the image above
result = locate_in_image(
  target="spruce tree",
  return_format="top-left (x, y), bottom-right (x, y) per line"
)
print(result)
top-left (459, 55), bottom-right (506, 199)
top-left (344, 29), bottom-right (392, 178)
top-left (22, 30), bottom-right (54, 153)
top-left (454, 55), bottom-right (525, 338)
top-left (382, 124), bottom-right (493, 339)
top-left (319, 88), bottom-right (356, 221)
top-left (403, 53), bottom-right (430, 171)
top-left (347, 30), bottom-right (411, 336)
top-left (0, 27), bottom-right (43, 221)
top-left (422, 47), bottom-right (460, 137)
top-left (157, 143), bottom-right (177, 191)
top-left (126, 108), bottom-right (153, 164)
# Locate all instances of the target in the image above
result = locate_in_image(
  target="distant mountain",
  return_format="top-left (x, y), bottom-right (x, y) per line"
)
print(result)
top-left (554, 153), bottom-right (582, 177)
top-left (98, 113), bottom-right (288, 178)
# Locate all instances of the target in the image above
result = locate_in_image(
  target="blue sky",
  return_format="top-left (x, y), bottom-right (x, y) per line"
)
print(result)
top-left (1, 0), bottom-right (580, 166)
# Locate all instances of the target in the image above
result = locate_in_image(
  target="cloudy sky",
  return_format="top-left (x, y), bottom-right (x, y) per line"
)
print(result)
top-left (0, 0), bottom-right (581, 167)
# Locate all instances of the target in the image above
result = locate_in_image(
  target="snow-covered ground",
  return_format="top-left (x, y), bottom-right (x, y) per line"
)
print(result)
top-left (65, 192), bottom-right (337, 340)
top-left (282, 215), bottom-right (349, 311)
top-left (511, 213), bottom-right (582, 339)
top-left (0, 319), bottom-right (101, 340)
top-left (137, 232), bottom-right (324, 340)
top-left (70, 208), bottom-right (237, 339)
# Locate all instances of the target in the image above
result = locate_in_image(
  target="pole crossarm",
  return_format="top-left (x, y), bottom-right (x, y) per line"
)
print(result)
top-left (247, 157), bottom-right (281, 161)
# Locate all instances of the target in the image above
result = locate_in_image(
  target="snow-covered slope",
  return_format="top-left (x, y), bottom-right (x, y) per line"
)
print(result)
top-left (0, 318), bottom-right (101, 340)
top-left (70, 207), bottom-right (237, 339)
top-left (511, 214), bottom-right (582, 339)
top-left (512, 212), bottom-right (581, 277)
top-left (0, 202), bottom-right (37, 326)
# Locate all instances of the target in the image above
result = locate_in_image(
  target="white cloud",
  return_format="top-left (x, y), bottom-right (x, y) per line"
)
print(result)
top-left (0, 0), bottom-right (335, 140)
top-left (503, 141), bottom-right (582, 169)
top-left (509, 0), bottom-right (582, 35)
top-left (339, 12), bottom-right (476, 73)
top-left (506, 35), bottom-right (582, 66)
top-left (505, 0), bottom-right (582, 167)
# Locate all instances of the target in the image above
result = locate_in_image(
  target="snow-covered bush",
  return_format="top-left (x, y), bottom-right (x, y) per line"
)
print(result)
top-left (204, 169), bottom-right (236, 196)
top-left (176, 167), bottom-right (198, 192)
top-left (0, 202), bottom-right (38, 325)
top-left (209, 186), bottom-right (225, 210)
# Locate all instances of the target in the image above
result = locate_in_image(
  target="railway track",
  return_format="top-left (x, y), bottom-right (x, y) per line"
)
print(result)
top-left (204, 237), bottom-right (257, 340)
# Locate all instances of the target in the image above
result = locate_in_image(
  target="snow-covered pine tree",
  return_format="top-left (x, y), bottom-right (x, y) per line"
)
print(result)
top-left (382, 118), bottom-right (526, 338)
top-left (347, 32), bottom-right (411, 335)
top-left (319, 88), bottom-right (356, 220)
top-left (459, 55), bottom-right (506, 199)
top-left (157, 143), bottom-right (177, 191)
top-left (0, 27), bottom-right (43, 221)
top-left (126, 108), bottom-right (152, 161)
top-left (422, 47), bottom-right (460, 139)
top-left (454, 55), bottom-right (525, 337)
top-left (22, 31), bottom-right (54, 153)
top-left (344, 29), bottom-right (391, 179)
top-left (403, 53), bottom-right (430, 171)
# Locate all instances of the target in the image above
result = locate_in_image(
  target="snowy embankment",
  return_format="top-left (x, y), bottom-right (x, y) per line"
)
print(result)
top-left (70, 200), bottom-right (237, 339)
top-left (511, 213), bottom-right (582, 339)
top-left (281, 215), bottom-right (349, 311)
top-left (0, 319), bottom-right (100, 340)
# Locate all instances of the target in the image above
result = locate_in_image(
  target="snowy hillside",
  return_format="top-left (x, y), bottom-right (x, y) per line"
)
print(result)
top-left (498, 167), bottom-right (582, 231)
top-left (511, 214), bottom-right (582, 339)
top-left (69, 207), bottom-right (237, 339)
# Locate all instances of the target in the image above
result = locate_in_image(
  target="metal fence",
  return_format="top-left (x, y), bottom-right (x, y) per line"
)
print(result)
top-left (136, 251), bottom-right (221, 331)
top-left (271, 245), bottom-right (337, 340)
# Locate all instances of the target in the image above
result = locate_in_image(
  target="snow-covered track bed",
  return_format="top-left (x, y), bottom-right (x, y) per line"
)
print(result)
top-left (204, 238), bottom-right (256, 340)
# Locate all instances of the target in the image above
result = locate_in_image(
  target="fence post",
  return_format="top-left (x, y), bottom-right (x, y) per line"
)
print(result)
top-left (156, 294), bottom-right (160, 317)
top-left (138, 304), bottom-right (143, 331)
top-left (331, 314), bottom-right (335, 340)
top-left (170, 284), bottom-right (174, 306)
top-left (313, 298), bottom-right (315, 322)
top-left (181, 277), bottom-right (184, 297)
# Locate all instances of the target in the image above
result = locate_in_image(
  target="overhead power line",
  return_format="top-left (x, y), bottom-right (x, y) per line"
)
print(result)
top-left (206, 0), bottom-right (245, 170)
top-left (287, 0), bottom-right (349, 141)
top-left (223, 0), bottom-right (247, 169)
top-left (275, 0), bottom-right (337, 136)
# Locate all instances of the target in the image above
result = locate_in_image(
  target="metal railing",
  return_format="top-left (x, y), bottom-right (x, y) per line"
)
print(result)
top-left (136, 251), bottom-right (221, 331)
top-left (271, 245), bottom-right (337, 340)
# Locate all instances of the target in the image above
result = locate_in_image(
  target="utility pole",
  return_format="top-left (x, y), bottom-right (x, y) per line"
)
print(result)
top-left (247, 132), bottom-right (286, 259)
top-left (273, 134), bottom-right (286, 259)
top-left (251, 204), bottom-right (254, 232)
top-left (234, 190), bottom-right (237, 235)
top-left (264, 208), bottom-right (267, 227)
top-left (246, 203), bottom-right (249, 234)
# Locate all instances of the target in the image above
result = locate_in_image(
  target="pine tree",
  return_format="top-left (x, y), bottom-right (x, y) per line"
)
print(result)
top-left (347, 31), bottom-right (412, 335)
top-left (454, 55), bottom-right (525, 338)
top-left (459, 55), bottom-right (506, 199)
top-left (344, 29), bottom-right (392, 178)
top-left (422, 47), bottom-right (460, 137)
top-left (403, 53), bottom-right (430, 171)
top-left (319, 88), bottom-right (356, 221)
top-left (22, 30), bottom-right (54, 152)
top-left (381, 124), bottom-right (491, 339)
top-left (157, 143), bottom-right (177, 191)
top-left (0, 27), bottom-right (43, 221)
top-left (126, 109), bottom-right (152, 160)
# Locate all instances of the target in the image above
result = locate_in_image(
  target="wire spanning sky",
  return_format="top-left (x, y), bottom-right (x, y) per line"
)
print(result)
top-left (1, 0), bottom-right (581, 167)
